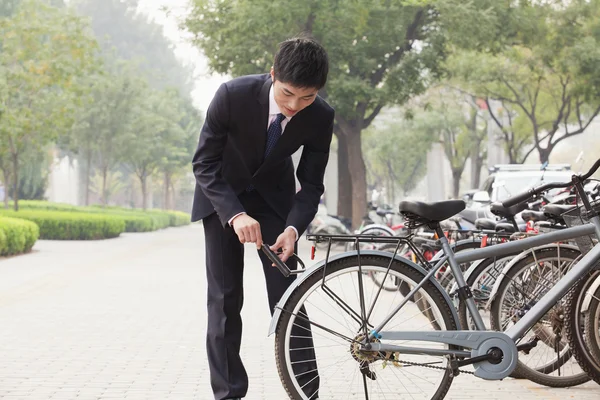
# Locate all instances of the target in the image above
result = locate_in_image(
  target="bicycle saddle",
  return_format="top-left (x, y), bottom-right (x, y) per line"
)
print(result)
top-left (543, 204), bottom-right (575, 218)
top-left (490, 201), bottom-right (528, 218)
top-left (398, 200), bottom-right (465, 223)
top-left (521, 210), bottom-right (548, 222)
top-left (475, 218), bottom-right (497, 230)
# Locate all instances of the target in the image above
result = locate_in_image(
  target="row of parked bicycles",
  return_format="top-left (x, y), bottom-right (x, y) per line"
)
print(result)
top-left (262, 158), bottom-right (600, 399)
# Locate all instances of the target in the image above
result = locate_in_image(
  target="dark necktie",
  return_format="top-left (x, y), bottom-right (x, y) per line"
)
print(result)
top-left (264, 113), bottom-right (286, 159)
top-left (246, 113), bottom-right (286, 192)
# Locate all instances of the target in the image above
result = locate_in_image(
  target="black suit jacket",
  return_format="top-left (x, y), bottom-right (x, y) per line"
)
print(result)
top-left (191, 73), bottom-right (334, 237)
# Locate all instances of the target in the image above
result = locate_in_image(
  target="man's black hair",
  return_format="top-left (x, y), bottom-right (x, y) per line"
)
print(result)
top-left (273, 35), bottom-right (329, 89)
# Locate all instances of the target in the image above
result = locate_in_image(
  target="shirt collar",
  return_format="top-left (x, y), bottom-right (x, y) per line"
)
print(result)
top-left (269, 84), bottom-right (292, 122)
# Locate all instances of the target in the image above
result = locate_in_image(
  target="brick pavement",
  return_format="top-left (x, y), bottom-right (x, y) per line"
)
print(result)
top-left (0, 224), bottom-right (597, 399)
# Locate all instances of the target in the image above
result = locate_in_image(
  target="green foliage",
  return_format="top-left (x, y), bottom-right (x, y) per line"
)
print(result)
top-left (0, 216), bottom-right (39, 255)
top-left (12, 200), bottom-right (190, 231)
top-left (363, 117), bottom-right (435, 197)
top-left (76, 0), bottom-right (193, 97)
top-left (0, 0), bottom-right (100, 209)
top-left (68, 60), bottom-right (198, 209)
top-left (447, 0), bottom-right (600, 163)
top-left (0, 209), bottom-right (125, 240)
top-left (11, 147), bottom-right (51, 200)
top-left (184, 0), bottom-right (512, 119)
top-left (120, 86), bottom-right (186, 208)
top-left (0, 0), bottom-right (21, 17)
top-left (183, 0), bottom-right (516, 225)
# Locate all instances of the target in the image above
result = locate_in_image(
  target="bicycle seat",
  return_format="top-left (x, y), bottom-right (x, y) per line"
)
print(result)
top-left (376, 209), bottom-right (391, 217)
top-left (495, 222), bottom-right (516, 233)
top-left (398, 200), bottom-right (466, 223)
top-left (521, 210), bottom-right (548, 222)
top-left (490, 201), bottom-right (528, 218)
top-left (475, 218), bottom-right (497, 230)
top-left (543, 204), bottom-right (575, 218)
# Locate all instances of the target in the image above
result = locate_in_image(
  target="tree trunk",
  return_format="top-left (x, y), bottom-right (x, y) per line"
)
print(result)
top-left (101, 166), bottom-right (108, 206)
top-left (471, 139), bottom-right (484, 189)
top-left (140, 174), bottom-right (148, 211)
top-left (163, 171), bottom-right (170, 210)
top-left (11, 153), bottom-right (19, 211)
top-left (346, 128), bottom-right (367, 229)
top-left (336, 133), bottom-right (352, 219)
top-left (2, 168), bottom-right (9, 209)
top-left (452, 169), bottom-right (462, 199)
top-left (538, 147), bottom-right (551, 164)
top-left (473, 154), bottom-right (484, 189)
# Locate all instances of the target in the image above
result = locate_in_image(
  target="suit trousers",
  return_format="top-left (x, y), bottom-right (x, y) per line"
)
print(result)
top-left (203, 190), bottom-right (319, 400)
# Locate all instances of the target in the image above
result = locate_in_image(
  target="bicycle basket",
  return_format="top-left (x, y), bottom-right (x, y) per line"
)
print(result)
top-left (562, 200), bottom-right (600, 254)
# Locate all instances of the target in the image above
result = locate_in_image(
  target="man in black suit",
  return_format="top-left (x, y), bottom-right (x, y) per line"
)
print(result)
top-left (191, 37), bottom-right (333, 400)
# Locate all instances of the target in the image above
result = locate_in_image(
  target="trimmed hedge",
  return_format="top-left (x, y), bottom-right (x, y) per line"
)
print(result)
top-left (11, 201), bottom-right (190, 232)
top-left (0, 210), bottom-right (125, 240)
top-left (0, 216), bottom-right (40, 256)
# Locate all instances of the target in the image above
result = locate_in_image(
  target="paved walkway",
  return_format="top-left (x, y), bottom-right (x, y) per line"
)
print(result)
top-left (0, 224), bottom-right (597, 399)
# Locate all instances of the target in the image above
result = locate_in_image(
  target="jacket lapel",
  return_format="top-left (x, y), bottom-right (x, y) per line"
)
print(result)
top-left (255, 77), bottom-right (271, 161)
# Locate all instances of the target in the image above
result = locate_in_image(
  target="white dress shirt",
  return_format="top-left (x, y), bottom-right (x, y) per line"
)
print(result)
top-left (228, 84), bottom-right (299, 241)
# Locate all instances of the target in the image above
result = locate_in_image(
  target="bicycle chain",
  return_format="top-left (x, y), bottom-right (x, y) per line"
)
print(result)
top-left (389, 358), bottom-right (476, 376)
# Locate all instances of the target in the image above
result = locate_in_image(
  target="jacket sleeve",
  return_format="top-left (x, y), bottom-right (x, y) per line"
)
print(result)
top-left (192, 83), bottom-right (245, 227)
top-left (285, 111), bottom-right (335, 237)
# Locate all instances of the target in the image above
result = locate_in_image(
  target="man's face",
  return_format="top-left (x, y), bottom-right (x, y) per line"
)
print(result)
top-left (270, 69), bottom-right (319, 118)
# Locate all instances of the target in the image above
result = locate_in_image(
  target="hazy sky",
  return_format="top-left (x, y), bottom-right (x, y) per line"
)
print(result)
top-left (136, 0), bottom-right (230, 112)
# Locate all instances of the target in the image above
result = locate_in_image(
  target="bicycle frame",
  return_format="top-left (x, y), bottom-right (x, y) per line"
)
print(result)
top-left (369, 216), bottom-right (600, 350)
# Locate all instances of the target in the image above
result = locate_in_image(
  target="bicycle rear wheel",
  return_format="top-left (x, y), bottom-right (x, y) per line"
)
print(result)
top-left (274, 254), bottom-right (459, 400)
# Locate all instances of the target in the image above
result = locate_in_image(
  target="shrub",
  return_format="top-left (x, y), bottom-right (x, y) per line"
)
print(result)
top-left (0, 217), bottom-right (40, 255)
top-left (0, 210), bottom-right (125, 240)
top-left (10, 201), bottom-right (191, 231)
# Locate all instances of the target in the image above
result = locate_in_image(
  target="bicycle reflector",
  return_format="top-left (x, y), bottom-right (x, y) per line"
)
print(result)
top-left (310, 245), bottom-right (315, 260)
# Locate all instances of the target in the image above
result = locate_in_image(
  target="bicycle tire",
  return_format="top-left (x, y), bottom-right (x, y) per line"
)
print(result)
top-left (584, 277), bottom-right (600, 364)
top-left (489, 246), bottom-right (590, 387)
top-left (565, 270), bottom-right (600, 385)
top-left (274, 254), bottom-right (459, 400)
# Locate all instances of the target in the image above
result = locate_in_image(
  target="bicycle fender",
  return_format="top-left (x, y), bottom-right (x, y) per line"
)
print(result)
top-left (268, 249), bottom-right (461, 336)
top-left (485, 243), bottom-right (581, 309)
top-left (356, 223), bottom-right (396, 236)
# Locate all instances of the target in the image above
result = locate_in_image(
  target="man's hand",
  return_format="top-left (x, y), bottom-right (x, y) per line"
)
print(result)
top-left (270, 227), bottom-right (296, 265)
top-left (231, 214), bottom-right (263, 249)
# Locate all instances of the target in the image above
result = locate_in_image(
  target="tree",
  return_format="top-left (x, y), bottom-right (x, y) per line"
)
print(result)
top-left (0, 0), bottom-right (21, 17)
top-left (157, 99), bottom-right (202, 210)
top-left (76, 0), bottom-right (194, 98)
top-left (405, 87), bottom-right (488, 197)
top-left (0, 0), bottom-right (99, 210)
top-left (67, 70), bottom-right (112, 206)
top-left (449, 0), bottom-right (600, 164)
top-left (182, 0), bottom-right (516, 227)
top-left (121, 87), bottom-right (184, 210)
top-left (12, 147), bottom-right (51, 200)
top-left (90, 68), bottom-right (145, 206)
top-left (363, 116), bottom-right (434, 202)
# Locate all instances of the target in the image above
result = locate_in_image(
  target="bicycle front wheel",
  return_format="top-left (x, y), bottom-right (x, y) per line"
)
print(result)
top-left (274, 254), bottom-right (459, 400)
top-left (565, 270), bottom-right (600, 384)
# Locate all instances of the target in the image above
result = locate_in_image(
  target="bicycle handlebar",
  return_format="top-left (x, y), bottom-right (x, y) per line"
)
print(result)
top-left (502, 157), bottom-right (600, 208)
